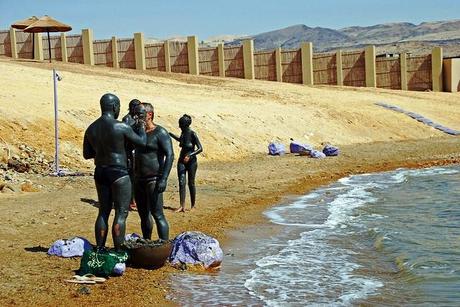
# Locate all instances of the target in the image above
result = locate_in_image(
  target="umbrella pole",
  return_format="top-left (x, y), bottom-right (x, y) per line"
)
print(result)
top-left (53, 69), bottom-right (60, 175)
top-left (47, 31), bottom-right (51, 63)
top-left (32, 35), bottom-right (35, 60)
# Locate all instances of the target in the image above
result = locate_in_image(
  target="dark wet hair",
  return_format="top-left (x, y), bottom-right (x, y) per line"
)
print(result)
top-left (129, 99), bottom-right (141, 113)
top-left (179, 114), bottom-right (192, 128)
top-left (100, 93), bottom-right (120, 112)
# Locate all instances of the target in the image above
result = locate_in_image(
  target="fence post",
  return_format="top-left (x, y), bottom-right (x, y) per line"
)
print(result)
top-left (275, 47), bottom-right (283, 82)
top-left (217, 43), bottom-right (225, 77)
top-left (134, 32), bottom-right (146, 70)
top-left (432, 47), bottom-right (443, 92)
top-left (336, 49), bottom-right (343, 86)
top-left (9, 28), bottom-right (17, 59)
top-left (164, 40), bottom-right (171, 73)
top-left (242, 39), bottom-right (255, 79)
top-left (187, 36), bottom-right (199, 75)
top-left (60, 33), bottom-right (67, 62)
top-left (111, 36), bottom-right (119, 68)
top-left (34, 33), bottom-right (44, 61)
top-left (301, 42), bottom-right (313, 85)
top-left (365, 45), bottom-right (376, 87)
top-left (82, 28), bottom-right (94, 65)
top-left (400, 53), bottom-right (408, 90)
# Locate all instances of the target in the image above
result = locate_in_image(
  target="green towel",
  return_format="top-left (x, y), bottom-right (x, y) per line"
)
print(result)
top-left (79, 249), bottom-right (128, 277)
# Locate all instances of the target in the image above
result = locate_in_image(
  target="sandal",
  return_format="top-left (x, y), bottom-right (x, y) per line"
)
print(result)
top-left (65, 274), bottom-right (106, 284)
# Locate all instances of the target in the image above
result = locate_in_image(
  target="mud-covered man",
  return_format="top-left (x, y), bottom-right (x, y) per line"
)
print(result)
top-left (133, 102), bottom-right (174, 240)
top-left (83, 93), bottom-right (146, 250)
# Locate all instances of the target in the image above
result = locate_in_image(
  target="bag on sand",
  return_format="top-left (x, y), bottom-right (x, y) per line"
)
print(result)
top-left (169, 231), bottom-right (223, 269)
top-left (322, 144), bottom-right (339, 156)
top-left (268, 142), bottom-right (286, 156)
top-left (78, 249), bottom-right (129, 277)
top-left (310, 149), bottom-right (326, 159)
top-left (48, 237), bottom-right (92, 258)
top-left (289, 140), bottom-right (312, 154)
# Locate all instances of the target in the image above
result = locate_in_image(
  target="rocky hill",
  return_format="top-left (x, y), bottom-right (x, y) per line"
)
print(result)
top-left (228, 20), bottom-right (460, 56)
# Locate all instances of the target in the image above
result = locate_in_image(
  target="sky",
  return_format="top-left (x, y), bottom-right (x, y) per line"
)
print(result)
top-left (0, 0), bottom-right (459, 40)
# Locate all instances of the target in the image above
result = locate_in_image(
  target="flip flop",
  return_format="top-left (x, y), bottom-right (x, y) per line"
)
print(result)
top-left (79, 274), bottom-right (106, 283)
top-left (65, 278), bottom-right (96, 284)
top-left (65, 274), bottom-right (106, 284)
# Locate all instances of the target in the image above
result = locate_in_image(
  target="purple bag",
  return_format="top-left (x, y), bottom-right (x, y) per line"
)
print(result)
top-left (289, 141), bottom-right (312, 154)
top-left (48, 237), bottom-right (92, 257)
top-left (268, 142), bottom-right (286, 155)
top-left (322, 144), bottom-right (339, 156)
top-left (169, 231), bottom-right (223, 269)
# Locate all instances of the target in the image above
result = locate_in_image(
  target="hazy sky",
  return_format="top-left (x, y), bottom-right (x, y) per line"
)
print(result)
top-left (1, 0), bottom-right (458, 39)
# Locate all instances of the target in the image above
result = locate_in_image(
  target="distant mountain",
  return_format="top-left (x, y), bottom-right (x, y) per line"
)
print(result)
top-left (227, 20), bottom-right (460, 57)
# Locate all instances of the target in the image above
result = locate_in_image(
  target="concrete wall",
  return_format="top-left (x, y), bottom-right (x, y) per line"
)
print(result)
top-left (0, 26), bottom-right (451, 93)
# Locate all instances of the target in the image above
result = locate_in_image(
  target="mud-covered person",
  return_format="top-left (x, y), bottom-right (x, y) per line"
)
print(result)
top-left (122, 99), bottom-right (142, 211)
top-left (83, 93), bottom-right (147, 251)
top-left (133, 102), bottom-right (174, 240)
top-left (169, 114), bottom-right (203, 212)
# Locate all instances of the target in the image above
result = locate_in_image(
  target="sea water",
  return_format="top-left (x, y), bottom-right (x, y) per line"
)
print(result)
top-left (167, 165), bottom-right (460, 306)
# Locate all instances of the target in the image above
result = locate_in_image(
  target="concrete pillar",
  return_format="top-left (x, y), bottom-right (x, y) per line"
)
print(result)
top-left (34, 33), bottom-right (44, 61)
top-left (443, 58), bottom-right (460, 93)
top-left (9, 28), bottom-right (17, 59)
top-left (301, 42), bottom-right (314, 85)
top-left (134, 32), bottom-right (146, 70)
top-left (336, 50), bottom-right (343, 86)
top-left (432, 47), bottom-right (443, 92)
top-left (217, 43), bottom-right (225, 77)
top-left (82, 28), bottom-right (94, 65)
top-left (164, 40), bottom-right (171, 73)
top-left (111, 36), bottom-right (119, 68)
top-left (365, 45), bottom-right (377, 87)
top-left (400, 53), bottom-right (408, 91)
top-left (242, 39), bottom-right (255, 79)
top-left (187, 35), bottom-right (199, 75)
top-left (275, 47), bottom-right (283, 82)
top-left (60, 33), bottom-right (67, 62)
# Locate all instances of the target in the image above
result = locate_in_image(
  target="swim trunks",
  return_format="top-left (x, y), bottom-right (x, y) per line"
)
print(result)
top-left (94, 166), bottom-right (129, 186)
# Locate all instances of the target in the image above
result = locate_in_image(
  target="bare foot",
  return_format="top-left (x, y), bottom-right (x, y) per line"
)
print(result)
top-left (175, 207), bottom-right (185, 213)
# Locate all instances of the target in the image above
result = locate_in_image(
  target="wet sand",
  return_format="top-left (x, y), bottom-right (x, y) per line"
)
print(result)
top-left (0, 137), bottom-right (459, 306)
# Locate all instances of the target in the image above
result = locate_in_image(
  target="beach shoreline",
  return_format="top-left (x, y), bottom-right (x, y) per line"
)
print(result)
top-left (0, 137), bottom-right (458, 306)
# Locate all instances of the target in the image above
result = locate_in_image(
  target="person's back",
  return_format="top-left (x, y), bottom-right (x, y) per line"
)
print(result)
top-left (86, 116), bottom-right (132, 168)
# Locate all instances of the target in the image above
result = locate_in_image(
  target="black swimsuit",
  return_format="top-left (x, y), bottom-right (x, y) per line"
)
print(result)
top-left (94, 165), bottom-right (129, 186)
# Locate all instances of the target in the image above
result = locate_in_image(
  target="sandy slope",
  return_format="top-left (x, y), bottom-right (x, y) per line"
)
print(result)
top-left (0, 57), bottom-right (459, 169)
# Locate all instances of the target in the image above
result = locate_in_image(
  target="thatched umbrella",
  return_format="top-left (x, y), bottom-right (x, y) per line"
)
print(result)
top-left (23, 15), bottom-right (72, 63)
top-left (11, 16), bottom-right (39, 59)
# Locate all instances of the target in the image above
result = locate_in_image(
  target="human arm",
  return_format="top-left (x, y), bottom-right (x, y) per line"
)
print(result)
top-left (157, 129), bottom-right (175, 193)
top-left (83, 131), bottom-right (95, 159)
top-left (168, 132), bottom-right (180, 142)
top-left (188, 131), bottom-right (203, 158)
top-left (123, 122), bottom-right (147, 147)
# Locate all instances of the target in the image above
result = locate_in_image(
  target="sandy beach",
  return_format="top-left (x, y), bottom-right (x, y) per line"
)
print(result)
top-left (0, 57), bottom-right (459, 306)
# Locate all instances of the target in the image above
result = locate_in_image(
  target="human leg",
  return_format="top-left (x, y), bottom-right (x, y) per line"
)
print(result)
top-left (111, 175), bottom-right (131, 250)
top-left (187, 160), bottom-right (198, 208)
top-left (176, 162), bottom-right (187, 212)
top-left (148, 180), bottom-right (169, 240)
top-left (95, 182), bottom-right (112, 248)
top-left (135, 179), bottom-right (153, 240)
